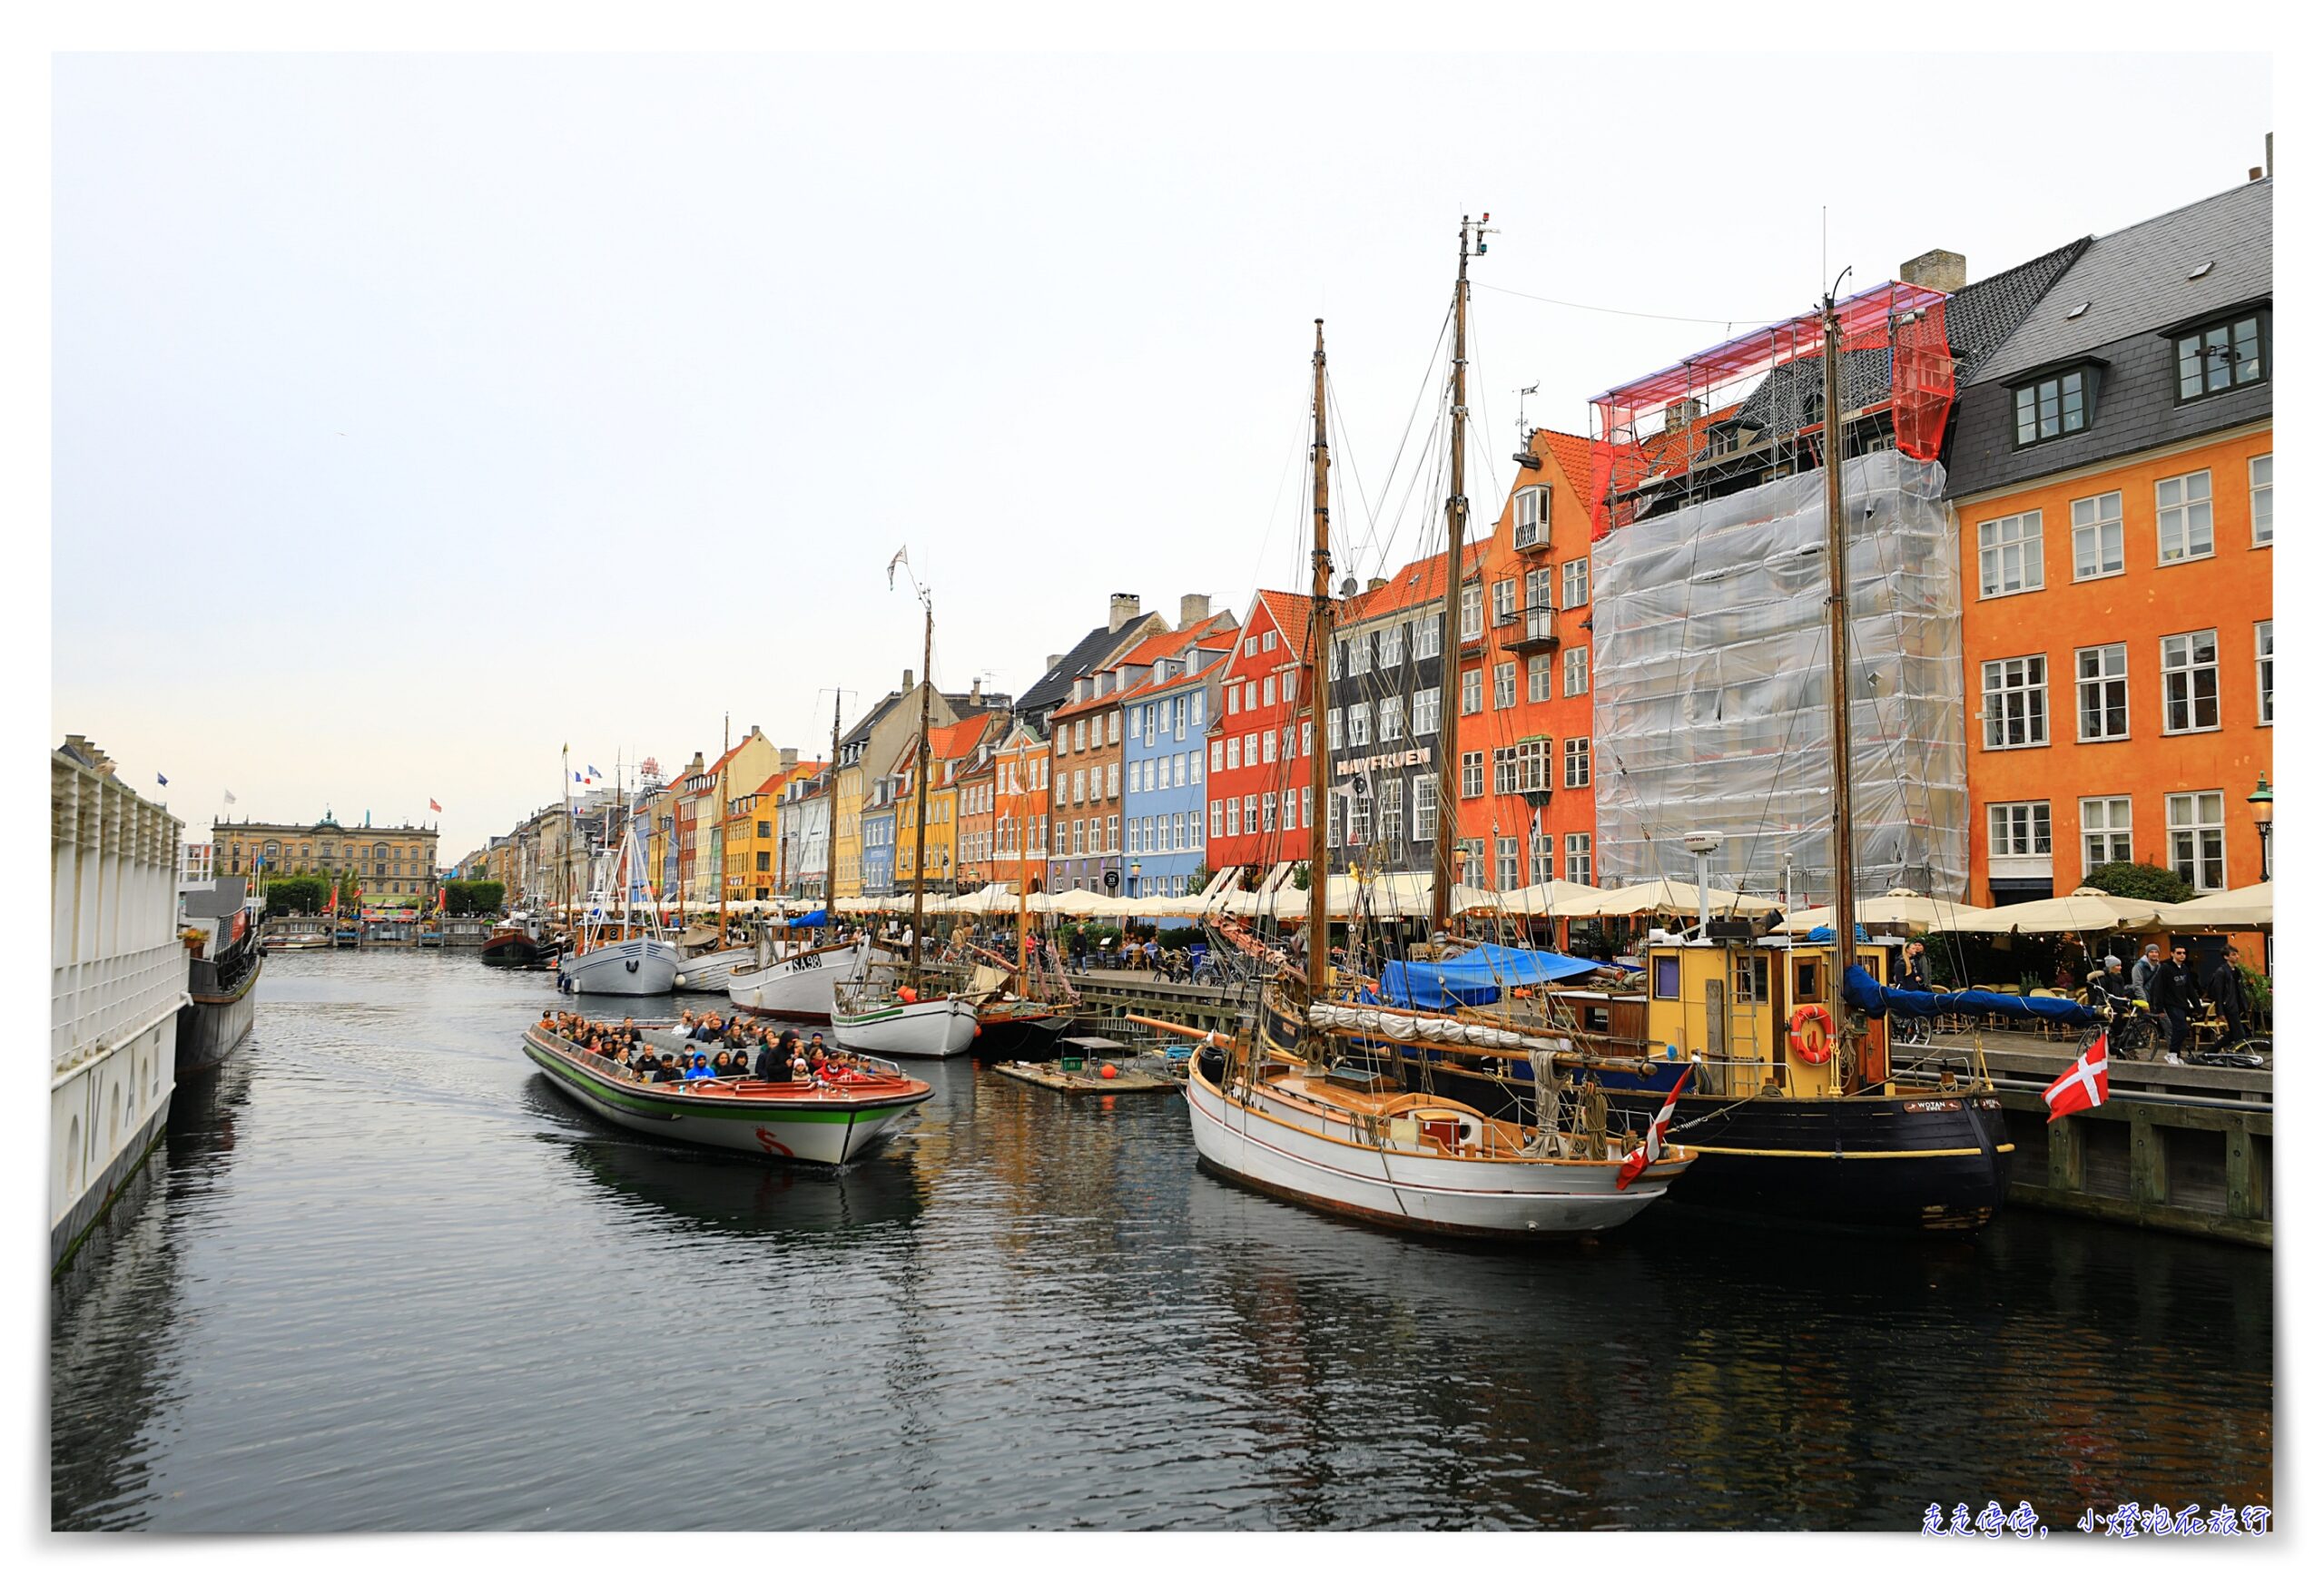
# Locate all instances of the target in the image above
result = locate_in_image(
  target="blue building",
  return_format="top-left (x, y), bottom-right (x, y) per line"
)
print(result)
top-left (1120, 627), bottom-right (1236, 915)
top-left (861, 773), bottom-right (899, 898)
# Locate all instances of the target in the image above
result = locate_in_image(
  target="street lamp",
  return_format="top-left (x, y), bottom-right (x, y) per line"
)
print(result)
top-left (1129, 860), bottom-right (1141, 899)
top-left (2248, 776), bottom-right (2272, 881)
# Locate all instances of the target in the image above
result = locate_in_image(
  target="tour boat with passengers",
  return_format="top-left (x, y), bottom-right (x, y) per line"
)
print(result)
top-left (523, 1015), bottom-right (933, 1165)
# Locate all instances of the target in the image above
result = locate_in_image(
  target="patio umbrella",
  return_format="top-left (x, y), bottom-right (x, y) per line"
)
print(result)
top-left (1561, 879), bottom-right (1777, 918)
top-left (1971, 887), bottom-right (2169, 933)
top-left (2158, 880), bottom-right (2272, 929)
top-left (1778, 888), bottom-right (2001, 934)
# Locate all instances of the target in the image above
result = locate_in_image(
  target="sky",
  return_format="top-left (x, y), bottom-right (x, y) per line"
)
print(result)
top-left (49, 50), bottom-right (2273, 862)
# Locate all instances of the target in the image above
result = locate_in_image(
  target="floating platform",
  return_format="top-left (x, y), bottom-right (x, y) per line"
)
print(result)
top-left (991, 1060), bottom-right (1180, 1095)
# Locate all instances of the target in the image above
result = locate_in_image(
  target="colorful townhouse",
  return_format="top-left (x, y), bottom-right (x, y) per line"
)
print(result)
top-left (1322, 548), bottom-right (1472, 881)
top-left (954, 742), bottom-right (999, 892)
top-left (1467, 429), bottom-right (1602, 889)
top-left (1206, 589), bottom-right (1314, 880)
top-left (1947, 176), bottom-right (2272, 907)
top-left (895, 712), bottom-right (997, 898)
top-left (775, 766), bottom-right (832, 901)
top-left (1116, 613), bottom-right (1239, 902)
top-left (861, 771), bottom-right (899, 898)
top-left (1046, 670), bottom-right (1127, 896)
top-left (989, 723), bottom-right (1052, 896)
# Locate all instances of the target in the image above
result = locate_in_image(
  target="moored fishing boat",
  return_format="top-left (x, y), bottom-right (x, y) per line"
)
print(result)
top-left (557, 931), bottom-right (680, 996)
top-left (728, 933), bottom-right (868, 1021)
top-left (672, 936), bottom-right (755, 992)
top-left (176, 859), bottom-right (264, 1075)
top-left (832, 981), bottom-right (981, 1058)
top-left (523, 1017), bottom-right (931, 1165)
top-left (480, 911), bottom-right (551, 967)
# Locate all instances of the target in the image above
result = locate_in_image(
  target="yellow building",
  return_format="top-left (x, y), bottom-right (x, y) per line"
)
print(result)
top-left (723, 762), bottom-right (823, 903)
top-left (214, 811), bottom-right (441, 902)
top-left (894, 712), bottom-right (996, 895)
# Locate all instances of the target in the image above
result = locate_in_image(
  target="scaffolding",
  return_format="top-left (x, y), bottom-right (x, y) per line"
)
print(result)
top-left (1583, 282), bottom-right (1968, 905)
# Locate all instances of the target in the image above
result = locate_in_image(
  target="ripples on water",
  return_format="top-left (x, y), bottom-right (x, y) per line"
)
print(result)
top-left (50, 952), bottom-right (2273, 1530)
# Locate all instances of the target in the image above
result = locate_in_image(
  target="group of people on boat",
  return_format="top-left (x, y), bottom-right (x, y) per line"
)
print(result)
top-left (537, 1007), bottom-right (878, 1087)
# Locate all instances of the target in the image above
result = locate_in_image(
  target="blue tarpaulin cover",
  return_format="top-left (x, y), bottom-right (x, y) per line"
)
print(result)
top-left (1376, 943), bottom-right (1608, 1009)
top-left (784, 909), bottom-right (831, 929)
top-left (1844, 965), bottom-right (2096, 1027)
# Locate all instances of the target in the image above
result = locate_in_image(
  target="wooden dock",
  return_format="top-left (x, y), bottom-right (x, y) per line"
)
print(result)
top-left (991, 1061), bottom-right (1180, 1095)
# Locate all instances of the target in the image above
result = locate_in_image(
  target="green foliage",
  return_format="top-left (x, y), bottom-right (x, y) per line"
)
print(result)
top-left (2078, 860), bottom-right (2194, 903)
top-left (1158, 927), bottom-right (1203, 949)
top-left (440, 880), bottom-right (506, 916)
top-left (1290, 862), bottom-right (1311, 890)
top-left (2238, 963), bottom-right (2271, 1020)
top-left (264, 876), bottom-right (330, 914)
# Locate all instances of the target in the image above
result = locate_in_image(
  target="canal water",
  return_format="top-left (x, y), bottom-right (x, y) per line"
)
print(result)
top-left (51, 951), bottom-right (2273, 1531)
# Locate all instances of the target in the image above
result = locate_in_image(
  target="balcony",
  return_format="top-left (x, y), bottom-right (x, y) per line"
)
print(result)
top-left (1504, 605), bottom-right (1561, 655)
top-left (1512, 521), bottom-right (1553, 556)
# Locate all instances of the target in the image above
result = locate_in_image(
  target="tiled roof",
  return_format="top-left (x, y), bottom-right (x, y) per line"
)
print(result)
top-left (1019, 621), bottom-right (1147, 714)
top-left (1943, 237), bottom-right (2092, 381)
top-left (1113, 645), bottom-right (1235, 706)
top-left (926, 713), bottom-right (993, 762)
top-left (1535, 428), bottom-right (1594, 493)
top-left (1970, 178), bottom-right (2270, 387)
top-left (1250, 588), bottom-right (1314, 640)
top-left (1346, 541), bottom-right (1487, 621)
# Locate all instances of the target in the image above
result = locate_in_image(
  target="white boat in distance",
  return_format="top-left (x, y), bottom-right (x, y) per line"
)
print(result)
top-left (673, 944), bottom-right (754, 992)
top-left (557, 934), bottom-right (680, 996)
top-left (832, 980), bottom-right (980, 1059)
top-left (729, 938), bottom-right (870, 1022)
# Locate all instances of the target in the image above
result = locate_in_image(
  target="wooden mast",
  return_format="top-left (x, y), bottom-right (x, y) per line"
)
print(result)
top-left (1431, 216), bottom-right (1480, 939)
top-left (715, 713), bottom-right (730, 947)
top-left (908, 591), bottom-right (935, 980)
top-left (1014, 742), bottom-right (1032, 997)
top-left (1306, 319), bottom-right (1334, 999)
top-left (823, 690), bottom-right (842, 921)
top-left (1820, 292), bottom-right (1858, 1076)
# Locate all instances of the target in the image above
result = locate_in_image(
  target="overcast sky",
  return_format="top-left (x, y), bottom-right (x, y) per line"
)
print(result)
top-left (50, 51), bottom-right (2271, 861)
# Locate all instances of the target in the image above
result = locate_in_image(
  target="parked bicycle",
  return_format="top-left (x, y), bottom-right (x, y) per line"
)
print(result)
top-left (2077, 982), bottom-right (2163, 1061)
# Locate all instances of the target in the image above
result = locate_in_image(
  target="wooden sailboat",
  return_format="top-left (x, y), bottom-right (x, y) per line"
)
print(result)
top-left (1376, 291), bottom-right (2014, 1234)
top-left (1182, 277), bottom-right (1694, 1240)
top-left (556, 755), bottom-right (679, 996)
top-left (966, 755), bottom-right (1076, 1057)
top-left (831, 560), bottom-right (980, 1058)
top-left (729, 693), bottom-right (871, 1020)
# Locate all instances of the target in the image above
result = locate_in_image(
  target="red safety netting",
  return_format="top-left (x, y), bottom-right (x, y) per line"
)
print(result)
top-left (1586, 280), bottom-right (1951, 539)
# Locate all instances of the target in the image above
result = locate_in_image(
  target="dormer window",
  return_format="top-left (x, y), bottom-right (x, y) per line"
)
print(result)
top-left (2174, 310), bottom-right (2268, 401)
top-left (2012, 366), bottom-right (2095, 447)
top-left (1513, 486), bottom-right (1551, 549)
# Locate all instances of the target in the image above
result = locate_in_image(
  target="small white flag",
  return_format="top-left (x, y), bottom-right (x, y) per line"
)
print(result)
top-left (222, 788), bottom-right (237, 804)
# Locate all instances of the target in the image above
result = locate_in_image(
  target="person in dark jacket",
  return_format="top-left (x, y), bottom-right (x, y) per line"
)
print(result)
top-left (1892, 939), bottom-right (1931, 994)
top-left (2151, 947), bottom-right (2195, 1061)
top-left (2203, 946), bottom-right (2250, 1046)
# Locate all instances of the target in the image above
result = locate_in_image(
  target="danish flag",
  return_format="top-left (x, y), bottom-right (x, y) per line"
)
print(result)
top-left (2044, 1034), bottom-right (2111, 1122)
top-left (1616, 1066), bottom-right (1694, 1191)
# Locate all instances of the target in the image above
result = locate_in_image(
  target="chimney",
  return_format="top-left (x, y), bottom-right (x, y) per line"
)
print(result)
top-left (1045, 654), bottom-right (1063, 673)
top-left (1662, 397), bottom-right (1703, 434)
top-left (969, 678), bottom-right (983, 706)
top-left (2250, 166), bottom-right (2264, 182)
top-left (1898, 248), bottom-right (1967, 293)
top-left (1366, 577), bottom-right (1388, 593)
top-left (1108, 592), bottom-right (1142, 632)
top-left (902, 668), bottom-right (915, 693)
top-left (779, 748), bottom-right (798, 772)
top-left (1178, 593), bottom-right (1212, 629)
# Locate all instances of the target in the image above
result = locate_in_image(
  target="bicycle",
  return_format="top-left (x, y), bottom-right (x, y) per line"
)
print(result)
top-left (2077, 987), bottom-right (2162, 1062)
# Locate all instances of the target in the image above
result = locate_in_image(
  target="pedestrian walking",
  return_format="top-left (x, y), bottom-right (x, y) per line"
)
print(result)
top-left (2131, 943), bottom-right (2165, 1004)
top-left (2152, 946), bottom-right (2195, 1062)
top-left (2203, 945), bottom-right (2250, 1047)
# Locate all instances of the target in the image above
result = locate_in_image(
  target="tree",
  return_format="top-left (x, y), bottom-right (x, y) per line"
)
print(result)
top-left (264, 876), bottom-right (329, 914)
top-left (438, 880), bottom-right (506, 916)
top-left (2078, 861), bottom-right (2194, 904)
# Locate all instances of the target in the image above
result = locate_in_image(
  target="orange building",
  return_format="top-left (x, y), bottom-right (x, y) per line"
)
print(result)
top-left (1947, 177), bottom-right (2270, 907)
top-left (1466, 427), bottom-right (1604, 889)
top-left (988, 722), bottom-right (1052, 896)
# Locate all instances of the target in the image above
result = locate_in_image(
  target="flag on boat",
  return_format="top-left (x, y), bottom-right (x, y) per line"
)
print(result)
top-left (887, 546), bottom-right (908, 588)
top-left (1616, 1066), bottom-right (1694, 1191)
top-left (428, 798), bottom-right (442, 812)
top-left (2044, 1035), bottom-right (2110, 1123)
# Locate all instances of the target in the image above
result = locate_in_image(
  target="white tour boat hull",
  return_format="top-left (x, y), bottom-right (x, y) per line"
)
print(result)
top-left (558, 938), bottom-right (681, 996)
top-left (832, 996), bottom-right (981, 1058)
top-left (672, 945), bottom-right (755, 992)
top-left (1185, 1065), bottom-right (1672, 1239)
top-left (728, 941), bottom-right (868, 1022)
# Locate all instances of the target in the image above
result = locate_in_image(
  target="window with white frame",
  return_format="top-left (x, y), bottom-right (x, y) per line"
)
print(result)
top-left (1492, 579), bottom-right (1517, 625)
top-left (1108, 762), bottom-right (1119, 800)
top-left (1225, 737), bottom-right (1241, 770)
top-left (1301, 719), bottom-right (1313, 757)
top-left (1565, 831), bottom-right (1592, 886)
top-left (1987, 801), bottom-right (2050, 859)
top-left (1492, 746), bottom-right (1517, 796)
top-left (2075, 644), bottom-right (2128, 742)
top-left (1226, 687), bottom-right (1239, 716)
top-left (1378, 624), bottom-right (1404, 668)
top-left (1981, 654), bottom-right (2049, 749)
top-left (1282, 670), bottom-right (1295, 703)
top-left (1325, 792), bottom-right (1340, 847)
top-left (1561, 557), bottom-right (1590, 609)
top-left (1209, 800), bottom-right (1222, 838)
top-left (1378, 780), bottom-right (1403, 843)
top-left (1414, 616), bottom-right (1442, 659)
top-left (2070, 492), bottom-right (2123, 581)
top-left (2167, 791), bottom-right (2226, 891)
top-left (1106, 814), bottom-right (1118, 851)
top-left (1563, 644), bottom-right (1589, 696)
top-left (1413, 774), bottom-right (1438, 841)
top-left (1461, 668), bottom-right (1482, 715)
top-left (1493, 662), bottom-right (1516, 709)
top-left (1458, 839), bottom-right (1484, 888)
top-left (1262, 674), bottom-right (1275, 707)
top-left (1978, 511), bottom-right (2043, 596)
top-left (1524, 564), bottom-right (1554, 616)
top-left (1301, 785), bottom-right (1312, 829)
top-left (1243, 732), bottom-right (1257, 765)
top-left (2250, 454), bottom-right (2272, 546)
top-left (1530, 831), bottom-right (1556, 885)
top-left (1261, 728), bottom-right (1277, 762)
top-left (1495, 836), bottom-right (1521, 891)
top-left (1412, 686), bottom-right (1440, 736)
top-left (1378, 695), bottom-right (1404, 740)
top-left (1516, 738), bottom-right (1549, 792)
top-left (1527, 653), bottom-right (1554, 703)
top-left (1260, 792), bottom-right (1276, 832)
top-left (1348, 631), bottom-right (1372, 674)
top-left (1564, 736), bottom-right (1590, 788)
top-left (1225, 799), bottom-right (1240, 837)
top-left (2157, 470), bottom-right (2213, 563)
top-left (1514, 486), bottom-right (1551, 548)
top-left (1347, 702), bottom-right (1370, 745)
top-left (1461, 751), bottom-right (1483, 799)
top-left (1209, 741), bottom-right (1223, 772)
top-left (2080, 796), bottom-right (2132, 871)
top-left (1244, 681), bottom-right (1257, 711)
top-left (1263, 629), bottom-right (1278, 652)
top-left (1344, 786), bottom-right (1371, 845)
top-left (2161, 630), bottom-right (2220, 733)
top-left (2256, 619), bottom-right (2272, 726)
top-left (1460, 585), bottom-right (1482, 640)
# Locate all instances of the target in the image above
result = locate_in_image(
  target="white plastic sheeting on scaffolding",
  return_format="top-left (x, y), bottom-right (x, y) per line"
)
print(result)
top-left (1590, 449), bottom-right (1968, 903)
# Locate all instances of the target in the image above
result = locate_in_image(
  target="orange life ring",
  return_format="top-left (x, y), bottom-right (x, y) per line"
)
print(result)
top-left (1788, 1004), bottom-right (1835, 1064)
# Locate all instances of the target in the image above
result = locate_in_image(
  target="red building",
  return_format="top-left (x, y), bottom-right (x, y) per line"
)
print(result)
top-left (1205, 589), bottom-right (1315, 879)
